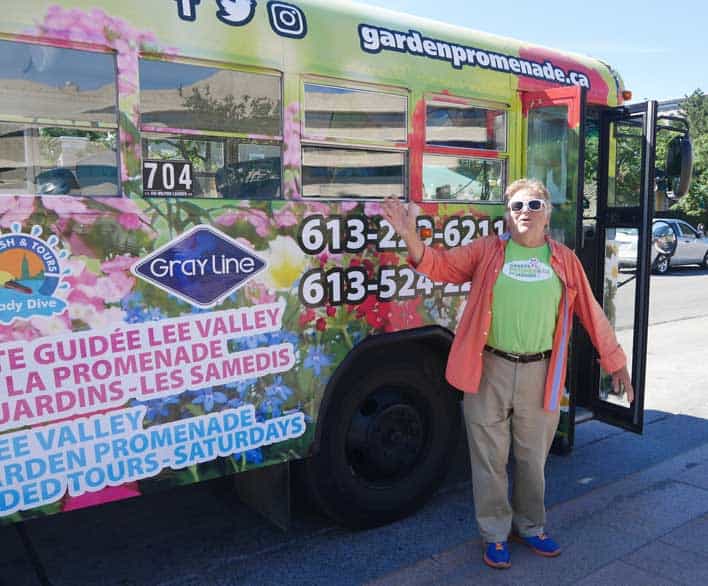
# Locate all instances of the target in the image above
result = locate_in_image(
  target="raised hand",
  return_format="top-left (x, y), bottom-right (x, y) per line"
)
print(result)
top-left (382, 196), bottom-right (424, 263)
top-left (382, 196), bottom-right (418, 239)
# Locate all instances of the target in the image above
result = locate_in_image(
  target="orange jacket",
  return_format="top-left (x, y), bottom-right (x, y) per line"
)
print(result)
top-left (412, 233), bottom-right (626, 411)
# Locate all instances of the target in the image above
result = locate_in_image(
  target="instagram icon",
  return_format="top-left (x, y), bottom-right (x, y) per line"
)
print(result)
top-left (268, 1), bottom-right (307, 39)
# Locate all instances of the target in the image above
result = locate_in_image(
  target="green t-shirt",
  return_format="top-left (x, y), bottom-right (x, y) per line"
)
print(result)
top-left (486, 239), bottom-right (562, 354)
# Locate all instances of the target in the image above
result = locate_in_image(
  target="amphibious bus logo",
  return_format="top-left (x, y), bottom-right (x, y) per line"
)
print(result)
top-left (132, 225), bottom-right (267, 308)
top-left (0, 224), bottom-right (70, 324)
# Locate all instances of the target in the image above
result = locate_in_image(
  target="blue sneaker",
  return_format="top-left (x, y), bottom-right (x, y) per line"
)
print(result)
top-left (513, 532), bottom-right (561, 557)
top-left (483, 541), bottom-right (511, 569)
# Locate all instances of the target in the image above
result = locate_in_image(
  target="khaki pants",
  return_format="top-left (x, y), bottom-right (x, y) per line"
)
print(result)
top-left (463, 350), bottom-right (560, 543)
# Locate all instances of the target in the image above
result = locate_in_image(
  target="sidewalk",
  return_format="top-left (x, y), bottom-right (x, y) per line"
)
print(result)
top-left (367, 441), bottom-right (708, 585)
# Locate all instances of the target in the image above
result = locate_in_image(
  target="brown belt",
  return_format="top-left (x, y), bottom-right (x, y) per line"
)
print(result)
top-left (484, 345), bottom-right (552, 363)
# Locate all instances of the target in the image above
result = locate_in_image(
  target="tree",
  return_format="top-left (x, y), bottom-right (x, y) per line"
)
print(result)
top-left (671, 89), bottom-right (708, 223)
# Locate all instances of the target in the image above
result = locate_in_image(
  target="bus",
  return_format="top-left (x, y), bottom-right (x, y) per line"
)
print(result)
top-left (0, 0), bottom-right (692, 529)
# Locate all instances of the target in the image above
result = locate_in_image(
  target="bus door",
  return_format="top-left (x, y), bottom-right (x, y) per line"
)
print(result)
top-left (522, 86), bottom-right (586, 450)
top-left (575, 101), bottom-right (657, 436)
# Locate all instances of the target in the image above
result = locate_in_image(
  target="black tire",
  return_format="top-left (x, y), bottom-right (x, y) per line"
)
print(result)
top-left (653, 254), bottom-right (670, 275)
top-left (702, 251), bottom-right (708, 270)
top-left (306, 358), bottom-right (460, 529)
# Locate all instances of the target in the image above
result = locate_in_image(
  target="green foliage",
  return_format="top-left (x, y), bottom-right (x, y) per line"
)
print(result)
top-left (614, 123), bottom-right (643, 206)
top-left (671, 89), bottom-right (708, 222)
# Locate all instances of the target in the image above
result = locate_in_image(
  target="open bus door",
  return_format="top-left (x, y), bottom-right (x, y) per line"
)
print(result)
top-left (523, 89), bottom-right (657, 449)
top-left (572, 101), bottom-right (658, 441)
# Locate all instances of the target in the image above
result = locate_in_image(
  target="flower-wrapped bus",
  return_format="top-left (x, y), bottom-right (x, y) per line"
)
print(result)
top-left (0, 0), bottom-right (691, 528)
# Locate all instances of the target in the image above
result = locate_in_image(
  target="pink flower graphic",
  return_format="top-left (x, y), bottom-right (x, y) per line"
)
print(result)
top-left (93, 272), bottom-right (135, 304)
top-left (274, 205), bottom-right (298, 228)
top-left (100, 198), bottom-right (153, 234)
top-left (41, 196), bottom-right (95, 224)
top-left (29, 313), bottom-right (72, 337)
top-left (118, 213), bottom-right (142, 230)
top-left (0, 197), bottom-right (34, 228)
top-left (283, 103), bottom-right (302, 168)
top-left (215, 208), bottom-right (271, 236)
top-left (364, 202), bottom-right (384, 216)
top-left (0, 322), bottom-right (41, 343)
top-left (101, 255), bottom-right (137, 274)
top-left (244, 281), bottom-right (277, 305)
top-left (67, 233), bottom-right (94, 257)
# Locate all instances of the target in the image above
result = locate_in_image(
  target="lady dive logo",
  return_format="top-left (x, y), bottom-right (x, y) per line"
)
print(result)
top-left (132, 225), bottom-right (267, 308)
top-left (0, 224), bottom-right (70, 324)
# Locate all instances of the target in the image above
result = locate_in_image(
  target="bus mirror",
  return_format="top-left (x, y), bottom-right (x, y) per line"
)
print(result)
top-left (665, 134), bottom-right (693, 197)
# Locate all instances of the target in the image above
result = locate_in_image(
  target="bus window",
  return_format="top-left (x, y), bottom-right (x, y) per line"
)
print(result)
top-left (304, 84), bottom-right (407, 143)
top-left (422, 154), bottom-right (504, 201)
top-left (0, 40), bottom-right (119, 196)
top-left (610, 120), bottom-right (643, 207)
top-left (527, 106), bottom-right (569, 205)
top-left (139, 59), bottom-right (282, 199)
top-left (302, 147), bottom-right (405, 199)
top-left (302, 81), bottom-right (408, 200)
top-left (426, 104), bottom-right (506, 150)
top-left (423, 101), bottom-right (507, 202)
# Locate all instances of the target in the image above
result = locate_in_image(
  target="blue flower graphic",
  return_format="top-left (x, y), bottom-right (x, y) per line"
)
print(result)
top-left (239, 333), bottom-right (271, 350)
top-left (267, 331), bottom-right (299, 346)
top-left (265, 376), bottom-right (293, 401)
top-left (121, 294), bottom-right (165, 324)
top-left (258, 376), bottom-right (293, 418)
top-left (121, 292), bottom-right (143, 310)
top-left (146, 307), bottom-right (164, 321)
top-left (191, 387), bottom-right (228, 412)
top-left (125, 306), bottom-right (147, 323)
top-left (132, 396), bottom-right (179, 423)
top-left (303, 345), bottom-right (333, 377)
top-left (224, 379), bottom-right (256, 409)
top-left (233, 448), bottom-right (263, 466)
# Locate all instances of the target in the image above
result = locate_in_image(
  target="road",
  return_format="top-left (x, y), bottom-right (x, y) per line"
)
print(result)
top-left (3, 271), bottom-right (708, 586)
top-left (615, 266), bottom-right (708, 330)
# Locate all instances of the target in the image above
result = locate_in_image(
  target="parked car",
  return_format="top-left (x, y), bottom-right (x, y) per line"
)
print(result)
top-left (616, 219), bottom-right (708, 274)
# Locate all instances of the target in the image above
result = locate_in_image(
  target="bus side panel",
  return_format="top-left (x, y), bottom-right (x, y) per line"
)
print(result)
top-left (0, 0), bottom-right (612, 523)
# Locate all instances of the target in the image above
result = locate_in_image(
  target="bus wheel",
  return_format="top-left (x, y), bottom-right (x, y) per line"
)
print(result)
top-left (307, 360), bottom-right (460, 529)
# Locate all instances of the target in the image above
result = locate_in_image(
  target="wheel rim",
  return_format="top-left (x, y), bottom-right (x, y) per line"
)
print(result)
top-left (345, 387), bottom-right (428, 485)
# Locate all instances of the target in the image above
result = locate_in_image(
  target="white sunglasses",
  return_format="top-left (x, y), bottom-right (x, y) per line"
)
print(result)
top-left (508, 199), bottom-right (547, 212)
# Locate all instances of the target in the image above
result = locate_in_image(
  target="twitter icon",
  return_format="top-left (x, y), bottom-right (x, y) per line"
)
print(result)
top-left (217, 0), bottom-right (257, 26)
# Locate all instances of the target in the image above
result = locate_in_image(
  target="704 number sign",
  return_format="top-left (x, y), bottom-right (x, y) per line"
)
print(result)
top-left (143, 160), bottom-right (193, 197)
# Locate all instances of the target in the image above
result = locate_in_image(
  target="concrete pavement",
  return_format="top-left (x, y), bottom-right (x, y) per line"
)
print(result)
top-left (367, 440), bottom-right (708, 585)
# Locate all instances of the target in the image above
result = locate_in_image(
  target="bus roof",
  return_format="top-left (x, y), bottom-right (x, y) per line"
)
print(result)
top-left (1, 0), bottom-right (625, 107)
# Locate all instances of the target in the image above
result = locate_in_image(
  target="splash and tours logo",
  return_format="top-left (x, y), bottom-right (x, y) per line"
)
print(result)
top-left (0, 224), bottom-right (70, 324)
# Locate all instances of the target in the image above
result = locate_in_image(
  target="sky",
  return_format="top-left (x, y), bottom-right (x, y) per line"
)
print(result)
top-left (356, 0), bottom-right (706, 102)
